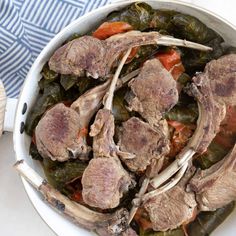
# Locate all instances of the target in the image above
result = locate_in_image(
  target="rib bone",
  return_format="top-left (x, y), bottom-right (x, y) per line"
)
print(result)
top-left (150, 54), bottom-right (236, 190)
top-left (49, 31), bottom-right (212, 78)
top-left (14, 160), bottom-right (129, 235)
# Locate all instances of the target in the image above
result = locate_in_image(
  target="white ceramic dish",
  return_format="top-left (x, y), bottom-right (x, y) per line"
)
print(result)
top-left (4, 0), bottom-right (236, 235)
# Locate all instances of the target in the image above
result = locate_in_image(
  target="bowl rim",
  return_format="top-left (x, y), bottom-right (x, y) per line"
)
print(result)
top-left (12, 0), bottom-right (236, 235)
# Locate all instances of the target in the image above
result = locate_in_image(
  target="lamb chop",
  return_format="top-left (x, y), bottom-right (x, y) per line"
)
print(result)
top-left (189, 143), bottom-right (236, 211)
top-left (149, 54), bottom-right (236, 192)
top-left (81, 49), bottom-right (136, 210)
top-left (14, 160), bottom-right (131, 236)
top-left (118, 117), bottom-right (169, 172)
top-left (143, 166), bottom-right (197, 231)
top-left (123, 58), bottom-right (179, 223)
top-left (126, 58), bottom-right (179, 126)
top-left (35, 103), bottom-right (90, 162)
top-left (49, 31), bottom-right (211, 79)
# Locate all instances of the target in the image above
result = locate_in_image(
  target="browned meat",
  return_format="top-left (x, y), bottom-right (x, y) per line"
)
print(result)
top-left (143, 185), bottom-right (197, 231)
top-left (205, 54), bottom-right (236, 105)
top-left (82, 157), bottom-right (133, 209)
top-left (82, 109), bottom-right (135, 209)
top-left (189, 144), bottom-right (236, 211)
top-left (49, 36), bottom-right (107, 78)
top-left (90, 109), bottom-right (117, 158)
top-left (49, 31), bottom-right (159, 78)
top-left (118, 117), bottom-right (169, 172)
top-left (90, 109), bottom-right (135, 160)
top-left (35, 103), bottom-right (90, 161)
top-left (127, 58), bottom-right (178, 126)
top-left (49, 31), bottom-right (211, 79)
top-left (186, 54), bottom-right (236, 153)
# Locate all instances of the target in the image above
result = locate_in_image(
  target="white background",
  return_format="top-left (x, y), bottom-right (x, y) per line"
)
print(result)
top-left (0, 1), bottom-right (236, 235)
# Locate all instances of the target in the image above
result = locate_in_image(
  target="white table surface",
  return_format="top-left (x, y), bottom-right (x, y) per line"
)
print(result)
top-left (1, 1), bottom-right (236, 236)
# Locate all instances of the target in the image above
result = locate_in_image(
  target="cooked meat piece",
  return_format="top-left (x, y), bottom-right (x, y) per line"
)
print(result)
top-left (189, 144), bottom-right (236, 211)
top-left (35, 103), bottom-right (90, 161)
top-left (90, 109), bottom-right (117, 158)
top-left (49, 31), bottom-right (211, 79)
top-left (49, 31), bottom-right (159, 78)
top-left (82, 109), bottom-right (135, 209)
top-left (90, 109), bottom-right (135, 159)
top-left (143, 185), bottom-right (197, 231)
top-left (127, 58), bottom-right (178, 125)
top-left (186, 54), bottom-right (236, 153)
top-left (49, 36), bottom-right (107, 78)
top-left (82, 157), bottom-right (133, 209)
top-left (205, 54), bottom-right (236, 105)
top-left (118, 117), bottom-right (169, 172)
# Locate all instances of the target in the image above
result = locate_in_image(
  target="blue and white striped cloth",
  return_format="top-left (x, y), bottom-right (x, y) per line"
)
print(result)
top-left (0, 0), bottom-right (111, 98)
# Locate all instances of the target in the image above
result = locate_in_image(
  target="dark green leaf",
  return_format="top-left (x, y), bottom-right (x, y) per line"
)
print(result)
top-left (41, 63), bottom-right (58, 81)
top-left (182, 36), bottom-right (224, 74)
top-left (171, 14), bottom-right (221, 43)
top-left (178, 73), bottom-right (191, 86)
top-left (165, 103), bottom-right (198, 124)
top-left (76, 77), bottom-right (97, 94)
top-left (39, 64), bottom-right (59, 90)
top-left (113, 88), bottom-right (131, 123)
top-left (60, 74), bottom-right (78, 90)
top-left (43, 158), bottom-right (87, 192)
top-left (149, 10), bottom-right (177, 32)
top-left (107, 2), bottom-right (154, 31)
top-left (194, 141), bottom-right (229, 169)
top-left (188, 202), bottom-right (235, 236)
top-left (64, 33), bottom-right (81, 44)
top-left (122, 45), bottom-right (159, 75)
top-left (224, 46), bottom-right (236, 55)
top-left (29, 142), bottom-right (43, 161)
top-left (165, 92), bottom-right (198, 124)
top-left (25, 83), bottom-right (64, 135)
top-left (140, 228), bottom-right (185, 236)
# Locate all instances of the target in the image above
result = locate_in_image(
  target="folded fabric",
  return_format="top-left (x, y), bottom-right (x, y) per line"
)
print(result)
top-left (0, 0), bottom-right (110, 98)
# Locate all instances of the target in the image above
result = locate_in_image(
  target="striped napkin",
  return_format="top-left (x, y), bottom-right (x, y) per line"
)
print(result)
top-left (0, 0), bottom-right (111, 98)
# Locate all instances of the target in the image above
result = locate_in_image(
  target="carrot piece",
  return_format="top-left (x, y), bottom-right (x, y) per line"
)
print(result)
top-left (71, 191), bottom-right (83, 203)
top-left (171, 63), bottom-right (185, 80)
top-left (77, 127), bottom-right (88, 139)
top-left (93, 21), bottom-right (133, 40)
top-left (168, 120), bottom-right (195, 158)
top-left (134, 208), bottom-right (153, 231)
top-left (126, 46), bottom-right (140, 63)
top-left (156, 49), bottom-right (185, 80)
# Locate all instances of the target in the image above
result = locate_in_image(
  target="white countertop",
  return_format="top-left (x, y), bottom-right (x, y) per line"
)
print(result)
top-left (1, 1), bottom-right (236, 236)
top-left (0, 132), bottom-right (56, 236)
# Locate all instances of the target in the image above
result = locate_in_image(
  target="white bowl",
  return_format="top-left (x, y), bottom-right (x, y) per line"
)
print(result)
top-left (13, 1), bottom-right (236, 235)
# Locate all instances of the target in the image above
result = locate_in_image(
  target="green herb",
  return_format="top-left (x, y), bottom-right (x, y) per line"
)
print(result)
top-left (29, 142), bottom-right (43, 161)
top-left (25, 83), bottom-right (64, 135)
top-left (194, 141), bottom-right (229, 169)
top-left (60, 75), bottom-right (78, 91)
top-left (171, 14), bottom-right (221, 43)
top-left (43, 158), bottom-right (87, 192)
top-left (113, 88), bottom-right (131, 123)
top-left (149, 10), bottom-right (176, 32)
top-left (107, 2), bottom-right (153, 31)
